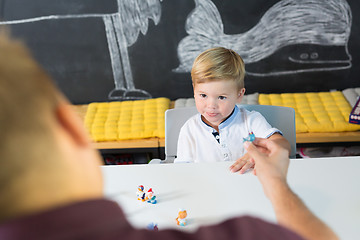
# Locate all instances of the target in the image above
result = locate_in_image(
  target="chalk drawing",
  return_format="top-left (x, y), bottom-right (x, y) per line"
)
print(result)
top-left (106, 0), bottom-right (163, 99)
top-left (174, 0), bottom-right (352, 76)
top-left (0, 0), bottom-right (163, 100)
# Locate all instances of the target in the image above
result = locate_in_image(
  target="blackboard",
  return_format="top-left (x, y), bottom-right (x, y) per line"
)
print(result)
top-left (1, 0), bottom-right (359, 104)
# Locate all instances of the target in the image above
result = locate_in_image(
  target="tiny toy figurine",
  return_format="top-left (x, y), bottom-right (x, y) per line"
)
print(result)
top-left (146, 188), bottom-right (157, 204)
top-left (136, 185), bottom-right (145, 201)
top-left (147, 222), bottom-right (158, 231)
top-left (176, 209), bottom-right (187, 226)
top-left (243, 132), bottom-right (255, 142)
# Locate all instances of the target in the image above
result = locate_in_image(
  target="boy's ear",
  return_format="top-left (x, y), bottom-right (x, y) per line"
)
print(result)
top-left (241, 88), bottom-right (246, 95)
top-left (238, 88), bottom-right (246, 97)
top-left (237, 88), bottom-right (246, 103)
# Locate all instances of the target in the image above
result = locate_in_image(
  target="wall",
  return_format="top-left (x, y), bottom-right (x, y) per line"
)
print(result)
top-left (1, 0), bottom-right (359, 104)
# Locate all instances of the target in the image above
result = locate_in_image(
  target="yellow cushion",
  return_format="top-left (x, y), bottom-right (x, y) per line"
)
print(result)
top-left (259, 91), bottom-right (360, 133)
top-left (85, 98), bottom-right (170, 141)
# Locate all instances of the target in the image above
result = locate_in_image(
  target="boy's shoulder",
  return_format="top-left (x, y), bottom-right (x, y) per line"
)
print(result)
top-left (237, 106), bottom-right (263, 118)
top-left (235, 106), bottom-right (268, 125)
top-left (182, 112), bottom-right (201, 128)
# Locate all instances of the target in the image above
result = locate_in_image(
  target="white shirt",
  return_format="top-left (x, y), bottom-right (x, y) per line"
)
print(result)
top-left (174, 106), bottom-right (281, 163)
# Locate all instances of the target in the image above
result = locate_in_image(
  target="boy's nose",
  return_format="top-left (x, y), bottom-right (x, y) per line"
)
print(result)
top-left (207, 98), bottom-right (217, 108)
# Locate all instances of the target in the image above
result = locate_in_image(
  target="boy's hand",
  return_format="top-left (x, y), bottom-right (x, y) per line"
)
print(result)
top-left (229, 152), bottom-right (255, 174)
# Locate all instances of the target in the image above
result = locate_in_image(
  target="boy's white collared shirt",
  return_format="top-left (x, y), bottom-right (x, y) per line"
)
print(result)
top-left (175, 106), bottom-right (281, 163)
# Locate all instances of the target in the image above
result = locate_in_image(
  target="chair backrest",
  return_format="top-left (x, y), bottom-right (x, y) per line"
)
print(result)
top-left (241, 105), bottom-right (296, 158)
top-left (164, 105), bottom-right (296, 162)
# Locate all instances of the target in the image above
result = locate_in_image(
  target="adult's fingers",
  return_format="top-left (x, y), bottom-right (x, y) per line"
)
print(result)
top-left (252, 138), bottom-right (281, 156)
top-left (252, 138), bottom-right (272, 150)
top-left (243, 141), bottom-right (267, 164)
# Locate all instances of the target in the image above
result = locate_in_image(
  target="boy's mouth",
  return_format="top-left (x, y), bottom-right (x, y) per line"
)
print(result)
top-left (206, 112), bottom-right (218, 117)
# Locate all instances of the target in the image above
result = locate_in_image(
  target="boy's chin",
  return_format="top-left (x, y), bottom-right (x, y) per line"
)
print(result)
top-left (201, 115), bottom-right (223, 127)
top-left (206, 119), bottom-right (222, 127)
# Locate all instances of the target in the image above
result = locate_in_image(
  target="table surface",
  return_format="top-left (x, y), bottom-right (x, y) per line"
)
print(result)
top-left (102, 156), bottom-right (360, 239)
top-left (73, 104), bottom-right (360, 150)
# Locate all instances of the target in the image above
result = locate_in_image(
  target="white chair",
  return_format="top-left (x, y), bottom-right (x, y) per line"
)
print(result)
top-left (152, 104), bottom-right (296, 163)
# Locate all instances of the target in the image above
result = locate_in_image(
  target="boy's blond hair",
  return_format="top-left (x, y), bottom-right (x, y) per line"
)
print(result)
top-left (191, 47), bottom-right (245, 89)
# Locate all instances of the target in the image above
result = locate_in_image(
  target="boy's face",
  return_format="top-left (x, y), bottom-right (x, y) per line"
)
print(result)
top-left (194, 80), bottom-right (245, 129)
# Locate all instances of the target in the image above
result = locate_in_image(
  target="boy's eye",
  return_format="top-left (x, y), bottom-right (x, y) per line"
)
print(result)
top-left (218, 96), bottom-right (227, 100)
top-left (200, 94), bottom-right (207, 98)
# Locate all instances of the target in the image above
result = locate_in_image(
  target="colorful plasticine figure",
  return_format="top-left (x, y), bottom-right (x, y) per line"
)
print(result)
top-left (147, 222), bottom-right (158, 231)
top-left (146, 188), bottom-right (157, 204)
top-left (176, 209), bottom-right (187, 226)
top-left (243, 132), bottom-right (255, 143)
top-left (136, 185), bottom-right (145, 201)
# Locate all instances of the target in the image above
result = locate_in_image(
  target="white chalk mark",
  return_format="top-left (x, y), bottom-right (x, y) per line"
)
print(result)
top-left (288, 57), bottom-right (352, 65)
top-left (104, 15), bottom-right (125, 90)
top-left (106, 0), bottom-right (163, 99)
top-left (105, 12), bottom-right (153, 100)
top-left (247, 64), bottom-right (352, 77)
top-left (112, 13), bottom-right (135, 90)
top-left (0, 13), bottom-right (110, 25)
top-left (118, 0), bottom-right (162, 47)
top-left (0, 0), bottom-right (164, 100)
top-left (174, 0), bottom-right (352, 76)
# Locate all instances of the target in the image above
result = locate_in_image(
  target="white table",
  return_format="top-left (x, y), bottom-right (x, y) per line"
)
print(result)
top-left (102, 156), bottom-right (360, 239)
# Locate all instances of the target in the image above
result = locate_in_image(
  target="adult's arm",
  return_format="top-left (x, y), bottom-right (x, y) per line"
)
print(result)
top-left (267, 133), bottom-right (291, 156)
top-left (244, 139), bottom-right (338, 240)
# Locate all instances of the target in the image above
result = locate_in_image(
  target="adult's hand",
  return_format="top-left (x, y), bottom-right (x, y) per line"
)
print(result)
top-left (245, 138), bottom-right (338, 240)
top-left (244, 138), bottom-right (289, 192)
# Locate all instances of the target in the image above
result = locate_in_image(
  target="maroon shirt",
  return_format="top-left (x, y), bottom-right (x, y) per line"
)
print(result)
top-left (0, 199), bottom-right (304, 240)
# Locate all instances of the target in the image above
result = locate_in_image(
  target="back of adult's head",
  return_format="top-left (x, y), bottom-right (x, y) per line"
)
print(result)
top-left (0, 31), bottom-right (65, 219)
top-left (0, 32), bottom-right (103, 222)
top-left (0, 31), bottom-right (61, 151)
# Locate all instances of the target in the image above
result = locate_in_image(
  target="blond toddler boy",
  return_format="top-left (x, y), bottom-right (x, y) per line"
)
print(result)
top-left (174, 47), bottom-right (291, 174)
